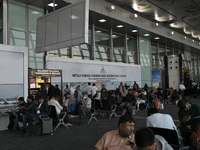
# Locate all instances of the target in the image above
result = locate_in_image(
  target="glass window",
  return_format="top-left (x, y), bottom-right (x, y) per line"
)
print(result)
top-left (9, 3), bottom-right (26, 31)
top-left (29, 33), bottom-right (43, 57)
top-left (141, 67), bottom-right (151, 81)
top-left (151, 44), bottom-right (157, 70)
top-left (113, 34), bottom-right (124, 50)
top-left (29, 8), bottom-right (43, 32)
top-left (167, 47), bottom-right (173, 55)
top-left (95, 28), bottom-right (109, 47)
top-left (29, 57), bottom-right (44, 69)
top-left (174, 48), bottom-right (179, 56)
top-left (128, 38), bottom-right (136, 52)
top-left (140, 39), bottom-right (150, 53)
top-left (72, 46), bottom-right (81, 55)
top-left (95, 46), bottom-right (109, 61)
top-left (10, 30), bottom-right (26, 46)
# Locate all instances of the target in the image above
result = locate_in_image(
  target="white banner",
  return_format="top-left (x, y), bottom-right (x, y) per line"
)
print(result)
top-left (46, 56), bottom-right (141, 86)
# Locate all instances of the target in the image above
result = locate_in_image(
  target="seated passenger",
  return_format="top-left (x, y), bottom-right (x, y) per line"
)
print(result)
top-left (136, 90), bottom-right (146, 111)
top-left (141, 88), bottom-right (147, 96)
top-left (95, 115), bottom-right (135, 150)
top-left (7, 97), bottom-right (26, 130)
top-left (120, 89), bottom-right (135, 112)
top-left (107, 90), bottom-right (116, 107)
top-left (78, 92), bottom-right (91, 125)
top-left (63, 92), bottom-right (76, 111)
top-left (48, 95), bottom-right (72, 127)
top-left (177, 100), bottom-right (200, 128)
top-left (134, 128), bottom-right (173, 150)
top-left (22, 96), bottom-right (48, 137)
top-left (21, 95), bottom-right (36, 133)
top-left (146, 108), bottom-right (183, 145)
top-left (155, 88), bottom-right (164, 101)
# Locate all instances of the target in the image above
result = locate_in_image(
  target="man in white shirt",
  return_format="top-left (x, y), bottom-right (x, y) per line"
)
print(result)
top-left (48, 95), bottom-right (73, 126)
top-left (85, 82), bottom-right (92, 98)
top-left (146, 108), bottom-right (183, 145)
top-left (92, 83), bottom-right (98, 97)
top-left (78, 92), bottom-right (91, 124)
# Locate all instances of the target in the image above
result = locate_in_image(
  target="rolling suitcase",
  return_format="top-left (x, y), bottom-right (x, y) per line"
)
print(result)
top-left (41, 117), bottom-right (53, 135)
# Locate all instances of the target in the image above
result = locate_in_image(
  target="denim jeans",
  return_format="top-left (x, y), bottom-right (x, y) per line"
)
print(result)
top-left (120, 102), bottom-right (131, 110)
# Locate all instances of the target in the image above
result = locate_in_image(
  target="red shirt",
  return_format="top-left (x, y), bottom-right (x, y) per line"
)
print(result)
top-left (133, 91), bottom-right (138, 100)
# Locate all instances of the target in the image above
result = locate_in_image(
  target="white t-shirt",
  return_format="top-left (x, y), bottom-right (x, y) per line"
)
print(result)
top-left (92, 86), bottom-right (97, 96)
top-left (146, 113), bottom-right (177, 131)
top-left (86, 85), bottom-right (92, 95)
top-left (48, 99), bottom-right (63, 115)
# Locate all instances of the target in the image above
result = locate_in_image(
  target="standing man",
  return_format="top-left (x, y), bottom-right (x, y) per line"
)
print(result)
top-left (92, 83), bottom-right (98, 98)
top-left (179, 81), bottom-right (186, 100)
top-left (64, 84), bottom-right (71, 95)
top-left (95, 115), bottom-right (135, 150)
top-left (85, 82), bottom-right (92, 99)
top-left (78, 92), bottom-right (91, 124)
top-left (133, 81), bottom-right (139, 92)
top-left (100, 84), bottom-right (107, 100)
top-left (55, 84), bottom-right (61, 99)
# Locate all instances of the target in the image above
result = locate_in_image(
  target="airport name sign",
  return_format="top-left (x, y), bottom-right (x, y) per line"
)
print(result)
top-left (30, 69), bottom-right (61, 77)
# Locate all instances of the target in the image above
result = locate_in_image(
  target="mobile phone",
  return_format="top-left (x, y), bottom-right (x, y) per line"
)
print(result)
top-left (191, 132), bottom-right (200, 145)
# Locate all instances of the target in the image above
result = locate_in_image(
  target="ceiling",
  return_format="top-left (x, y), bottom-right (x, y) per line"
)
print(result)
top-left (13, 0), bottom-right (200, 52)
top-left (106, 0), bottom-right (200, 41)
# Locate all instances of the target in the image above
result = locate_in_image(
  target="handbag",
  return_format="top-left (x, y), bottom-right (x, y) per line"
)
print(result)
top-left (159, 103), bottom-right (164, 110)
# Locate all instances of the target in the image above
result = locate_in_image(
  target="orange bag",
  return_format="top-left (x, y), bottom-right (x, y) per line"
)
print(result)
top-left (155, 101), bottom-right (160, 110)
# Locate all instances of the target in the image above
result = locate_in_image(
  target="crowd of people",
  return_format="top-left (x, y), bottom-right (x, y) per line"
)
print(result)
top-left (6, 81), bottom-right (200, 150)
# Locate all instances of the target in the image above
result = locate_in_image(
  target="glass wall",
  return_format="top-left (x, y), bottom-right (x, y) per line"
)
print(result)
top-left (9, 2), bottom-right (44, 69)
top-left (158, 45), bottom-right (165, 69)
top-left (113, 33), bottom-right (124, 63)
top-left (72, 44), bottom-right (91, 60)
top-left (167, 46), bottom-right (173, 55)
top-left (151, 43), bottom-right (157, 70)
top-left (174, 48), bottom-right (179, 56)
top-left (127, 37), bottom-right (137, 64)
top-left (47, 48), bottom-right (70, 58)
top-left (140, 38), bottom-right (151, 88)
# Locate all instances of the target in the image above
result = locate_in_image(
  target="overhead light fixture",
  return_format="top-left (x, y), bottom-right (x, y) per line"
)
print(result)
top-left (182, 36), bottom-right (187, 40)
top-left (96, 30), bottom-right (101, 33)
top-left (117, 25), bottom-right (123, 28)
top-left (131, 14), bottom-right (138, 19)
top-left (99, 19), bottom-right (106, 22)
top-left (48, 3), bottom-right (58, 7)
top-left (168, 31), bottom-right (174, 36)
top-left (153, 22), bottom-right (159, 28)
top-left (144, 34), bottom-right (149, 36)
top-left (32, 11), bottom-right (40, 14)
top-left (132, 30), bottom-right (137, 32)
top-left (109, 5), bottom-right (115, 12)
top-left (191, 40), bottom-right (195, 43)
top-left (112, 34), bottom-right (117, 37)
top-left (154, 37), bottom-right (159, 40)
top-left (127, 38), bottom-right (129, 40)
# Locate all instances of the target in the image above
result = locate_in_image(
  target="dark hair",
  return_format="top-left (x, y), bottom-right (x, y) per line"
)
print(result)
top-left (18, 97), bottom-right (24, 101)
top-left (66, 92), bottom-right (70, 95)
top-left (177, 100), bottom-right (187, 110)
top-left (88, 82), bottom-right (91, 85)
top-left (110, 90), bottom-right (114, 95)
top-left (128, 89), bottom-right (132, 93)
top-left (93, 83), bottom-right (95, 86)
top-left (83, 92), bottom-right (88, 95)
top-left (27, 95), bottom-right (34, 101)
top-left (150, 89), bottom-right (154, 93)
top-left (49, 95), bottom-right (56, 100)
top-left (118, 115), bottom-right (135, 127)
top-left (135, 128), bottom-right (155, 148)
top-left (38, 96), bottom-right (44, 100)
top-left (138, 90), bottom-right (141, 93)
top-left (191, 118), bottom-right (200, 133)
top-left (133, 88), bottom-right (136, 91)
top-left (147, 108), bottom-right (159, 116)
top-left (55, 84), bottom-right (58, 87)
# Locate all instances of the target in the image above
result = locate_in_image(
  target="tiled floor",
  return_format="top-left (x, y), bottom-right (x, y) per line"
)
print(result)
top-left (0, 96), bottom-right (198, 150)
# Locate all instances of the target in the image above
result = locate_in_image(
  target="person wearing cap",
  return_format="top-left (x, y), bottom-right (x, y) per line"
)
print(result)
top-left (177, 100), bottom-right (200, 127)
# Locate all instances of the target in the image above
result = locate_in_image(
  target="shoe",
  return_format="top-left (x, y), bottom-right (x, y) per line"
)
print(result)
top-left (22, 132), bottom-right (31, 137)
top-left (66, 123), bottom-right (73, 126)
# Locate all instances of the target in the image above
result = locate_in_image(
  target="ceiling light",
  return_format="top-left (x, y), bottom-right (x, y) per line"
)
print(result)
top-left (127, 38), bottom-right (129, 40)
top-left (155, 23), bottom-right (159, 27)
top-left (154, 37), bottom-right (159, 40)
top-left (112, 35), bottom-right (117, 37)
top-left (48, 3), bottom-right (58, 7)
top-left (117, 25), bottom-right (123, 28)
top-left (32, 11), bottom-right (40, 14)
top-left (96, 30), bottom-right (101, 33)
top-left (131, 14), bottom-right (138, 19)
top-left (144, 34), bottom-right (149, 36)
top-left (182, 36), bottom-right (187, 40)
top-left (109, 5), bottom-right (115, 12)
top-left (99, 19), bottom-right (106, 22)
top-left (192, 40), bottom-right (195, 43)
top-left (168, 31), bottom-right (174, 36)
top-left (132, 30), bottom-right (137, 32)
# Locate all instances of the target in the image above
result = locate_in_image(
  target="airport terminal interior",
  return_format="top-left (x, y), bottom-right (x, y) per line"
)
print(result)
top-left (1, 0), bottom-right (200, 149)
